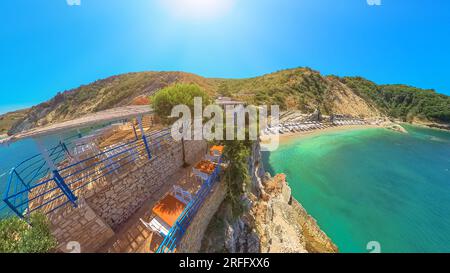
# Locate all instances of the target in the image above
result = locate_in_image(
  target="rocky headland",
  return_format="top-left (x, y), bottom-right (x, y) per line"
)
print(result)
top-left (201, 142), bottom-right (338, 253)
top-left (253, 173), bottom-right (338, 253)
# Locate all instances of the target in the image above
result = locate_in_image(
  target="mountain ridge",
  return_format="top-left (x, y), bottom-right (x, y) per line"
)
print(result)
top-left (1, 67), bottom-right (449, 135)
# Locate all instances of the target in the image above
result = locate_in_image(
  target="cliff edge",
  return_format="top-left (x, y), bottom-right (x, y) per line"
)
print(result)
top-left (253, 173), bottom-right (338, 253)
top-left (201, 142), bottom-right (338, 253)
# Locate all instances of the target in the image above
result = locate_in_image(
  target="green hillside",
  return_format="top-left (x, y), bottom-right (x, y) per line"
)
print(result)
top-left (341, 77), bottom-right (450, 123)
top-left (0, 109), bottom-right (29, 135)
top-left (1, 67), bottom-right (448, 135)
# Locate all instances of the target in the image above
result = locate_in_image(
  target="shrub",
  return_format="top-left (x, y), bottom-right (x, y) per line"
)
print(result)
top-left (221, 139), bottom-right (253, 217)
top-left (0, 213), bottom-right (57, 253)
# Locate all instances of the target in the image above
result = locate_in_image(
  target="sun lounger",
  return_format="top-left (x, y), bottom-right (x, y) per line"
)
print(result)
top-left (140, 217), bottom-right (170, 237)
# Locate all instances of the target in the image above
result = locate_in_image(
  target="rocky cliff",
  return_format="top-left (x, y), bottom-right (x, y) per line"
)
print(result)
top-left (201, 142), bottom-right (338, 253)
top-left (254, 173), bottom-right (338, 253)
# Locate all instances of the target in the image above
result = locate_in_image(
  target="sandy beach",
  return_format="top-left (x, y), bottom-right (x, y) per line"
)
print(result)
top-left (263, 124), bottom-right (381, 145)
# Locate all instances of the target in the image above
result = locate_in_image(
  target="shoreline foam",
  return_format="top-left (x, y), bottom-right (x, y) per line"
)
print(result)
top-left (262, 124), bottom-right (381, 145)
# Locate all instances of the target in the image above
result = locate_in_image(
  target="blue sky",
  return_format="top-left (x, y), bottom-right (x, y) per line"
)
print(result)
top-left (1, 0), bottom-right (449, 114)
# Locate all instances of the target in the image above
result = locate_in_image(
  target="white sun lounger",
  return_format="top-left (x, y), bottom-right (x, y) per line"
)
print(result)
top-left (140, 217), bottom-right (170, 237)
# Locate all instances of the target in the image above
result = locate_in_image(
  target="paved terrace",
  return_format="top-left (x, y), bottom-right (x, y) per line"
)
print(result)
top-left (98, 148), bottom-right (205, 253)
top-left (2, 106), bottom-right (155, 219)
top-left (25, 118), bottom-right (167, 218)
top-left (1, 106), bottom-right (224, 253)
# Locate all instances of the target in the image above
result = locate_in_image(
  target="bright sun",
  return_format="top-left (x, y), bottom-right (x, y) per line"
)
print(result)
top-left (159, 0), bottom-right (236, 20)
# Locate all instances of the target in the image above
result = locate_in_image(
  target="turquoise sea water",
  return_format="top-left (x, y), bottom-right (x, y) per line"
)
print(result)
top-left (0, 128), bottom-right (94, 217)
top-left (0, 127), bottom-right (99, 181)
top-left (262, 125), bottom-right (450, 253)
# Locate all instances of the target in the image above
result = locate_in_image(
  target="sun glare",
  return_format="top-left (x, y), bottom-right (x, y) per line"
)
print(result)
top-left (159, 0), bottom-right (236, 21)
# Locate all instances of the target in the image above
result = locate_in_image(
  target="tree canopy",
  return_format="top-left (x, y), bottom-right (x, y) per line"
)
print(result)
top-left (151, 83), bottom-right (211, 123)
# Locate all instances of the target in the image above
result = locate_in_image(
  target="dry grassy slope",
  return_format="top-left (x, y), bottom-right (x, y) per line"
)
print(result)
top-left (0, 109), bottom-right (30, 135)
top-left (324, 77), bottom-right (382, 118)
top-left (214, 68), bottom-right (382, 117)
top-left (1, 68), bottom-right (383, 135)
top-left (4, 72), bottom-right (218, 135)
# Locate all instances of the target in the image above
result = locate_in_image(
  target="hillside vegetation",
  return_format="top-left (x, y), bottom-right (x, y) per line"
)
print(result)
top-left (3, 72), bottom-right (216, 134)
top-left (0, 109), bottom-right (29, 135)
top-left (1, 67), bottom-right (448, 135)
top-left (341, 77), bottom-right (450, 123)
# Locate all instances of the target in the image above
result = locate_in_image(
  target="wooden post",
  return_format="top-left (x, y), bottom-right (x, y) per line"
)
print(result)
top-left (181, 121), bottom-right (189, 168)
top-left (181, 137), bottom-right (189, 168)
top-left (132, 120), bottom-right (139, 140)
top-left (137, 115), bottom-right (152, 159)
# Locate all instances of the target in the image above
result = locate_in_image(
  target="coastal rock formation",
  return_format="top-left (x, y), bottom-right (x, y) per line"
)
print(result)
top-left (253, 174), bottom-right (338, 253)
top-left (201, 173), bottom-right (338, 253)
top-left (224, 217), bottom-right (261, 253)
top-left (201, 142), bottom-right (338, 253)
top-left (410, 117), bottom-right (450, 131)
top-left (385, 123), bottom-right (408, 133)
top-left (379, 120), bottom-right (408, 133)
top-left (200, 199), bottom-right (261, 253)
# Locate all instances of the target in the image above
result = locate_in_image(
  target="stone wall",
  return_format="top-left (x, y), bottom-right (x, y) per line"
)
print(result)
top-left (88, 139), bottom-right (206, 229)
top-left (48, 139), bottom-right (207, 252)
top-left (48, 198), bottom-right (114, 253)
top-left (177, 180), bottom-right (227, 253)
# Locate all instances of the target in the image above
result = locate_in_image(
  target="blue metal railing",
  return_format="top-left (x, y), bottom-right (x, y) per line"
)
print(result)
top-left (156, 157), bottom-right (222, 253)
top-left (0, 171), bottom-right (12, 218)
top-left (1, 128), bottom-right (173, 220)
top-left (0, 171), bottom-right (13, 218)
top-left (1, 141), bottom-right (71, 218)
top-left (13, 143), bottom-right (68, 188)
top-left (0, 203), bottom-right (11, 218)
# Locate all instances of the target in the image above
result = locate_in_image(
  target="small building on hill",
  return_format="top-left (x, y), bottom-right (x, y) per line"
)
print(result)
top-left (215, 97), bottom-right (245, 109)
